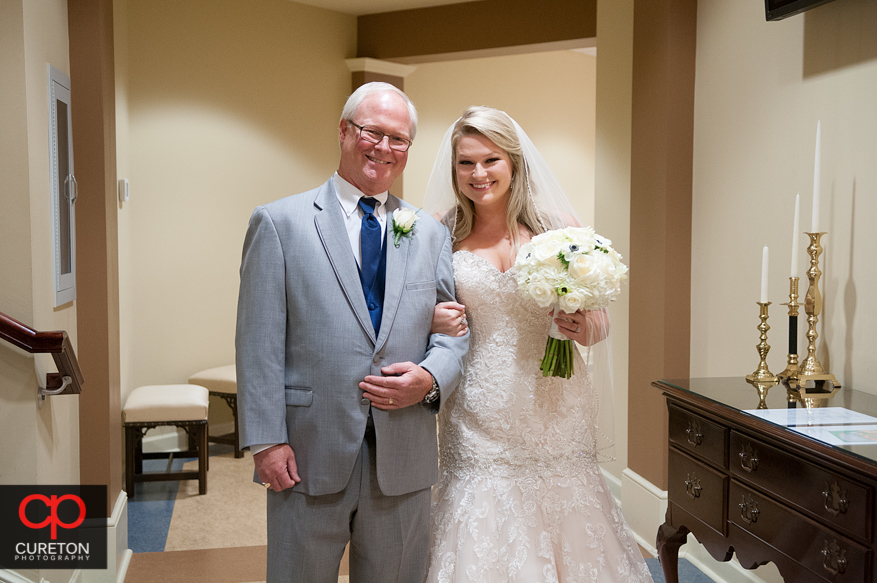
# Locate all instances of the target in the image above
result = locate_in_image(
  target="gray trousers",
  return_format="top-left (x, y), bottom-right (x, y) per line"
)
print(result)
top-left (266, 423), bottom-right (431, 583)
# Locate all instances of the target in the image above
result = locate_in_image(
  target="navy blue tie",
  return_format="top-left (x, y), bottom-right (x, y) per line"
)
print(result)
top-left (358, 197), bottom-right (381, 295)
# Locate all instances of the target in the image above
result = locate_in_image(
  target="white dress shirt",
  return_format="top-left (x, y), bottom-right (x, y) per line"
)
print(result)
top-left (333, 173), bottom-right (389, 268)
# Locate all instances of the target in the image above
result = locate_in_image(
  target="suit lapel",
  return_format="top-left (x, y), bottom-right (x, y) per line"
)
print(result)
top-left (313, 181), bottom-right (376, 343)
top-left (375, 196), bottom-right (410, 351)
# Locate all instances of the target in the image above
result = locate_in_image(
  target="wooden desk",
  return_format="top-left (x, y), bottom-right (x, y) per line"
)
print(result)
top-left (654, 378), bottom-right (877, 583)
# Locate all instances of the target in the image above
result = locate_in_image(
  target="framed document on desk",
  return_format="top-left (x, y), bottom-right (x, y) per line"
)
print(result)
top-left (654, 377), bottom-right (877, 583)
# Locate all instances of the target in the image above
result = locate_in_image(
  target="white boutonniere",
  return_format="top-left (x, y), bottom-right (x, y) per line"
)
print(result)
top-left (391, 208), bottom-right (418, 247)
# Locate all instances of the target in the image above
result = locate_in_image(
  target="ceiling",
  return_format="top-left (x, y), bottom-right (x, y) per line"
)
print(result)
top-left (292, 0), bottom-right (472, 16)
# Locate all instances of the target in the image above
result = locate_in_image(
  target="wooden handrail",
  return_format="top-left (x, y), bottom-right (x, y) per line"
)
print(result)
top-left (0, 311), bottom-right (84, 395)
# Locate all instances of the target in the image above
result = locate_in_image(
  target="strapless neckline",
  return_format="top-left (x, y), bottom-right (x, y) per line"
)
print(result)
top-left (453, 249), bottom-right (515, 275)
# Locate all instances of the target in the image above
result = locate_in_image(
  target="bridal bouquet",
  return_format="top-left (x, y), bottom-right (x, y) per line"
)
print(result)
top-left (515, 227), bottom-right (629, 378)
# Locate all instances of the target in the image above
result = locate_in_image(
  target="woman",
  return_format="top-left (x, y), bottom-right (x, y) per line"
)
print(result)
top-left (424, 106), bottom-right (652, 582)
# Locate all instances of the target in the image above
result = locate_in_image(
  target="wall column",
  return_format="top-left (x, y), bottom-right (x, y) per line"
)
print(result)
top-left (68, 0), bottom-right (122, 513)
top-left (627, 0), bottom-right (697, 490)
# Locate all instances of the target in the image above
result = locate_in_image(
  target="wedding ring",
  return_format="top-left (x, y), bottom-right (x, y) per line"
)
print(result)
top-left (262, 482), bottom-right (271, 489)
top-left (576, 327), bottom-right (581, 333)
top-left (388, 398), bottom-right (394, 405)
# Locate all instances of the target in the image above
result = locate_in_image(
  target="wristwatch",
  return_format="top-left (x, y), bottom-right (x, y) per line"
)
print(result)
top-left (423, 375), bottom-right (440, 404)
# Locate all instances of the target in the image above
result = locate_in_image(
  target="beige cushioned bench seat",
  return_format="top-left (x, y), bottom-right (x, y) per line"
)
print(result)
top-left (123, 384), bottom-right (209, 498)
top-left (123, 384), bottom-right (209, 422)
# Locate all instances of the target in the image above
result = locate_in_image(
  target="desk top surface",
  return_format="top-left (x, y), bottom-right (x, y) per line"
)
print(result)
top-left (658, 377), bottom-right (877, 468)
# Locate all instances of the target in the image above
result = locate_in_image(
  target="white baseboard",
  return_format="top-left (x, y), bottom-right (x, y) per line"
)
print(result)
top-left (601, 466), bottom-right (623, 507)
top-left (620, 469), bottom-right (784, 583)
top-left (80, 491), bottom-right (132, 583)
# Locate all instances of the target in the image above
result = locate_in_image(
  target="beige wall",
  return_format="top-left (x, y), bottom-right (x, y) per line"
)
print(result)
top-left (1, 1), bottom-right (79, 580)
top-left (0, 0), bottom-right (39, 488)
top-left (120, 0), bottom-right (356, 410)
top-left (1, 0), bottom-right (80, 490)
top-left (115, 0), bottom-right (135, 416)
top-left (690, 0), bottom-right (877, 388)
top-left (404, 50), bottom-right (597, 227)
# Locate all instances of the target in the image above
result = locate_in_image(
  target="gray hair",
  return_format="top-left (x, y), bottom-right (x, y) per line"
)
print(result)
top-left (340, 82), bottom-right (419, 140)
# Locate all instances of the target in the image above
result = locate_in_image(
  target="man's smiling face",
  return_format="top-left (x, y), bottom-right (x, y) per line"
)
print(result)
top-left (337, 91), bottom-right (411, 196)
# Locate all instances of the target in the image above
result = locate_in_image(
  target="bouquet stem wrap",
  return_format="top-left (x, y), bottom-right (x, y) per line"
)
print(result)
top-left (541, 304), bottom-right (574, 378)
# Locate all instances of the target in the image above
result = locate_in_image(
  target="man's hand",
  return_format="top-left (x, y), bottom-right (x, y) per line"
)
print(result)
top-left (360, 362), bottom-right (433, 410)
top-left (253, 444), bottom-right (301, 492)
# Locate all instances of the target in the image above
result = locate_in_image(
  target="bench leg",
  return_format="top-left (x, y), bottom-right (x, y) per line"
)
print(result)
top-left (231, 395), bottom-right (243, 458)
top-left (198, 422), bottom-right (208, 495)
top-left (125, 426), bottom-right (135, 498)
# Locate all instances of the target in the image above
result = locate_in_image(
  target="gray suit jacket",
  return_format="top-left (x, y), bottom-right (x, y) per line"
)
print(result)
top-left (235, 178), bottom-right (468, 497)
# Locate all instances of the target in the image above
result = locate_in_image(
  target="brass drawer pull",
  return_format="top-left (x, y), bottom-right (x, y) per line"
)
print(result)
top-left (740, 494), bottom-right (759, 524)
top-left (823, 478), bottom-right (850, 516)
top-left (739, 441), bottom-right (759, 473)
top-left (684, 473), bottom-right (702, 499)
top-left (685, 419), bottom-right (703, 446)
top-left (822, 539), bottom-right (847, 576)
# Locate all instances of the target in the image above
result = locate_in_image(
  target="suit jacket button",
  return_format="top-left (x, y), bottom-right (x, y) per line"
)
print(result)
top-left (361, 398), bottom-right (369, 405)
top-left (373, 355), bottom-right (381, 364)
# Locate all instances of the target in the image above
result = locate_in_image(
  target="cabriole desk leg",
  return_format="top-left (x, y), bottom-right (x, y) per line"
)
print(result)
top-left (657, 522), bottom-right (690, 583)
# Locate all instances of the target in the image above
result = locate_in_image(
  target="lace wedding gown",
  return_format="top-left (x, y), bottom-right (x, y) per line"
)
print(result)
top-left (426, 251), bottom-right (653, 583)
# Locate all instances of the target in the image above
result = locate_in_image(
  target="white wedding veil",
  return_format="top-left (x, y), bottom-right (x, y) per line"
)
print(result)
top-left (423, 107), bottom-right (618, 463)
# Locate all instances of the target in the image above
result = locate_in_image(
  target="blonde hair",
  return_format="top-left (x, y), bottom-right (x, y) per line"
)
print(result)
top-left (448, 106), bottom-right (545, 250)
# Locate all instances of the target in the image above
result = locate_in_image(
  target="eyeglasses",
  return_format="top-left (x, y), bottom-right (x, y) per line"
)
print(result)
top-left (348, 121), bottom-right (412, 152)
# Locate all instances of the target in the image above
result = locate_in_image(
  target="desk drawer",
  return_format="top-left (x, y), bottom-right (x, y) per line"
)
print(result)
top-left (669, 403), bottom-right (728, 468)
top-left (730, 481), bottom-right (870, 583)
top-left (730, 431), bottom-right (872, 542)
top-left (669, 448), bottom-right (728, 535)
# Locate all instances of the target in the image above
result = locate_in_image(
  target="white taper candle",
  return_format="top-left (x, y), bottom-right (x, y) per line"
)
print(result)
top-left (812, 121), bottom-right (821, 233)
top-left (761, 245), bottom-right (769, 303)
top-left (791, 194), bottom-right (800, 278)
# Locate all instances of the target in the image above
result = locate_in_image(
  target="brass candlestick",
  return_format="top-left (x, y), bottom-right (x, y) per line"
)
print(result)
top-left (791, 232), bottom-right (839, 402)
top-left (746, 302), bottom-right (777, 384)
top-left (777, 277), bottom-right (800, 382)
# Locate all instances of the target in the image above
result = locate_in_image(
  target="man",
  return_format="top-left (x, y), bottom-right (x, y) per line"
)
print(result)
top-left (235, 82), bottom-right (468, 583)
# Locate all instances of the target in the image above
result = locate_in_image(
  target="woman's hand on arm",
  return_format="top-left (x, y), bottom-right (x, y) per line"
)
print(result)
top-left (431, 302), bottom-right (468, 337)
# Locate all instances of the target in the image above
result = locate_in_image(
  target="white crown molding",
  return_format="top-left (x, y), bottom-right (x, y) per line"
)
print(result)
top-left (345, 58), bottom-right (417, 78)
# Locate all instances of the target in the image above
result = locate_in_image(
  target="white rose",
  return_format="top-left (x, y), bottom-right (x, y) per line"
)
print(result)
top-left (569, 253), bottom-right (599, 283)
top-left (558, 290), bottom-right (587, 313)
top-left (393, 208), bottom-right (417, 231)
top-left (533, 239), bottom-right (563, 264)
top-left (527, 281), bottom-right (557, 308)
top-left (541, 229), bottom-right (567, 244)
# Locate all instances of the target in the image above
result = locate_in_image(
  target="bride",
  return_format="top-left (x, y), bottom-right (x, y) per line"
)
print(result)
top-left (424, 106), bottom-right (652, 582)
